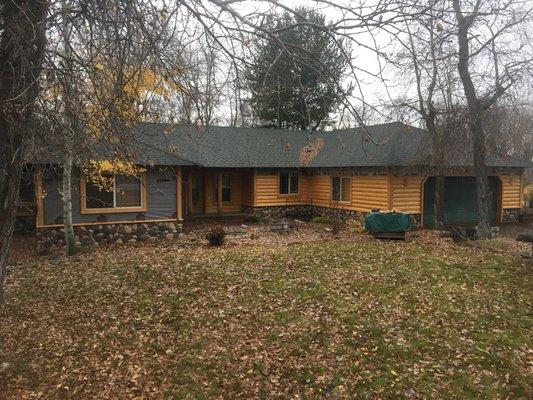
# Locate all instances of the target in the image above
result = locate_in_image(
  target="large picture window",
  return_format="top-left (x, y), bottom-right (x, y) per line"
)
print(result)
top-left (83, 173), bottom-right (145, 213)
top-left (332, 176), bottom-right (350, 202)
top-left (279, 172), bottom-right (299, 195)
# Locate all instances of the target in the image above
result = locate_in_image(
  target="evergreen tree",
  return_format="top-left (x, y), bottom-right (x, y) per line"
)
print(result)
top-left (247, 8), bottom-right (349, 130)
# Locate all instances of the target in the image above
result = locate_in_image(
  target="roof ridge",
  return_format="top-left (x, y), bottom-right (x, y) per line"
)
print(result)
top-left (133, 120), bottom-right (422, 134)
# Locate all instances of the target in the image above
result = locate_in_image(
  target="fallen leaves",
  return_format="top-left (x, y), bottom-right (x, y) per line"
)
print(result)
top-left (1, 229), bottom-right (532, 399)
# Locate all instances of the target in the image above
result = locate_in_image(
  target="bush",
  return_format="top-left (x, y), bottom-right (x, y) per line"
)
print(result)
top-left (449, 225), bottom-right (477, 242)
top-left (524, 184), bottom-right (533, 207)
top-left (346, 218), bottom-right (364, 233)
top-left (331, 218), bottom-right (344, 235)
top-left (206, 226), bottom-right (226, 246)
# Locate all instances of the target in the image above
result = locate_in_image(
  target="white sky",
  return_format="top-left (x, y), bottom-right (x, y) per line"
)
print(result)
top-left (175, 0), bottom-right (532, 128)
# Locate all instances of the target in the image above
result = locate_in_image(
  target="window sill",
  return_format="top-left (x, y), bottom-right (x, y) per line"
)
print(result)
top-left (81, 206), bottom-right (147, 215)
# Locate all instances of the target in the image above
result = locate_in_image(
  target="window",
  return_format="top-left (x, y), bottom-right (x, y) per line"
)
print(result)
top-left (84, 173), bottom-right (143, 211)
top-left (215, 173), bottom-right (231, 202)
top-left (332, 176), bottom-right (350, 202)
top-left (222, 174), bottom-right (231, 202)
top-left (279, 172), bottom-right (299, 195)
top-left (115, 175), bottom-right (142, 207)
top-left (18, 172), bottom-right (35, 203)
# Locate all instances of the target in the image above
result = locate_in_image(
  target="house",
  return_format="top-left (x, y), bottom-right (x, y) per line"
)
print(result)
top-left (26, 121), bottom-right (529, 250)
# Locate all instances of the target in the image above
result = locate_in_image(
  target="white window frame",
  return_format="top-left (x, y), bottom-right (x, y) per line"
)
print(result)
top-left (279, 171), bottom-right (299, 195)
top-left (82, 172), bottom-right (146, 214)
top-left (331, 176), bottom-right (350, 203)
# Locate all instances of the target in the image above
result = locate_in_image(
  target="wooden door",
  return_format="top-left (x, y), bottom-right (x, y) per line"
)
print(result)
top-left (190, 172), bottom-right (205, 215)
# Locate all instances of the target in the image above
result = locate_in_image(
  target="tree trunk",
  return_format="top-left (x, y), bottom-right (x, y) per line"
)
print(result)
top-left (0, 162), bottom-right (21, 303)
top-left (453, 2), bottom-right (492, 238)
top-left (427, 118), bottom-right (445, 228)
top-left (435, 174), bottom-right (445, 229)
top-left (0, 0), bottom-right (49, 303)
top-left (471, 117), bottom-right (492, 238)
top-left (434, 126), bottom-right (445, 229)
top-left (62, 153), bottom-right (76, 255)
top-left (60, 0), bottom-right (76, 256)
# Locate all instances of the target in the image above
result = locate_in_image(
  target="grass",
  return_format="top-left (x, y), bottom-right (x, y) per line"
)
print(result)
top-left (1, 238), bottom-right (532, 399)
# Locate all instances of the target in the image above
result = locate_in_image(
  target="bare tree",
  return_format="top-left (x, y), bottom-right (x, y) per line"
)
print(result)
top-left (0, 1), bottom-right (48, 302)
top-left (451, 0), bottom-right (532, 237)
top-left (37, 0), bottom-right (188, 255)
top-left (389, 0), bottom-right (452, 227)
top-left (0, 0), bottom-right (428, 301)
top-left (384, 0), bottom-right (532, 233)
top-left (180, 35), bottom-right (229, 126)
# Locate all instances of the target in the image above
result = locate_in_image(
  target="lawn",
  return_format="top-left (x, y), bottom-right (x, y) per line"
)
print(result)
top-left (1, 235), bottom-right (532, 399)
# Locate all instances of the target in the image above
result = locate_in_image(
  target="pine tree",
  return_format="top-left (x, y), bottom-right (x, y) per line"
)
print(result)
top-left (247, 8), bottom-right (349, 130)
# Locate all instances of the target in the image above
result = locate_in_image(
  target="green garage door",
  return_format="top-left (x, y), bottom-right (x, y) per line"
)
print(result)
top-left (423, 177), bottom-right (499, 227)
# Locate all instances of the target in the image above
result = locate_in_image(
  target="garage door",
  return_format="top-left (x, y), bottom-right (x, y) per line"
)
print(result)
top-left (423, 177), bottom-right (499, 227)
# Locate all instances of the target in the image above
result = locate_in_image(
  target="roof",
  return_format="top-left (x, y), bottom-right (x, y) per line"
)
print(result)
top-left (33, 121), bottom-right (532, 169)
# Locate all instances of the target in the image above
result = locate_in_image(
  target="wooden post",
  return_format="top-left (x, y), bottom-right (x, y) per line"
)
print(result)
top-left (420, 176), bottom-right (428, 228)
top-left (175, 167), bottom-right (182, 220)
top-left (217, 171), bottom-right (223, 214)
top-left (35, 166), bottom-right (44, 228)
top-left (496, 176), bottom-right (503, 223)
top-left (203, 173), bottom-right (208, 215)
top-left (387, 168), bottom-right (393, 211)
top-left (187, 170), bottom-right (193, 216)
top-left (252, 169), bottom-right (257, 206)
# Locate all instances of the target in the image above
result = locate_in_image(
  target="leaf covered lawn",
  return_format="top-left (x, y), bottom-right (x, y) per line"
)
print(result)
top-left (1, 238), bottom-right (532, 399)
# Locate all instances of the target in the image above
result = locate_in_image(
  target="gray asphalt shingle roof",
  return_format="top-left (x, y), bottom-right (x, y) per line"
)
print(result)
top-left (32, 121), bottom-right (532, 168)
top-left (124, 121), bottom-right (530, 168)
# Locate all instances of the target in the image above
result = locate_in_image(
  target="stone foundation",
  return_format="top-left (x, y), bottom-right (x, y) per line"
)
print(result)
top-left (37, 220), bottom-right (182, 254)
top-left (502, 208), bottom-right (522, 223)
top-left (408, 213), bottom-right (421, 228)
top-left (242, 205), bottom-right (364, 222)
top-left (242, 205), bottom-right (421, 228)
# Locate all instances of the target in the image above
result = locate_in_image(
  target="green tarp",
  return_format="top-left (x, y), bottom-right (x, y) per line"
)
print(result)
top-left (364, 211), bottom-right (411, 233)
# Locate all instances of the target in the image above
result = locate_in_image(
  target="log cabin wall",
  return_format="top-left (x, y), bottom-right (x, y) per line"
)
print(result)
top-left (351, 175), bottom-right (389, 211)
top-left (249, 170), bottom-right (524, 215)
top-left (254, 170), bottom-right (304, 206)
top-left (35, 165), bottom-right (525, 227)
top-left (252, 170), bottom-right (391, 212)
top-left (500, 174), bottom-right (522, 209)
top-left (390, 176), bottom-right (425, 214)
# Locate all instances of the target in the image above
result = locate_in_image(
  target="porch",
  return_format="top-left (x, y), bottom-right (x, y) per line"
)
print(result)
top-left (178, 167), bottom-right (254, 220)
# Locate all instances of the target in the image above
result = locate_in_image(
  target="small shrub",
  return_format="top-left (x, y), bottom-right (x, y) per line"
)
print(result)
top-left (331, 218), bottom-right (345, 235)
top-left (206, 226), bottom-right (226, 246)
top-left (524, 184), bottom-right (533, 207)
top-left (74, 243), bottom-right (90, 254)
top-left (449, 225), bottom-right (477, 242)
top-left (346, 218), bottom-right (364, 233)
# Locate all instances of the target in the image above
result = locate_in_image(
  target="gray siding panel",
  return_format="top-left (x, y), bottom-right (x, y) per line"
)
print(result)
top-left (145, 169), bottom-right (176, 219)
top-left (42, 167), bottom-right (176, 225)
top-left (43, 170), bottom-right (63, 225)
